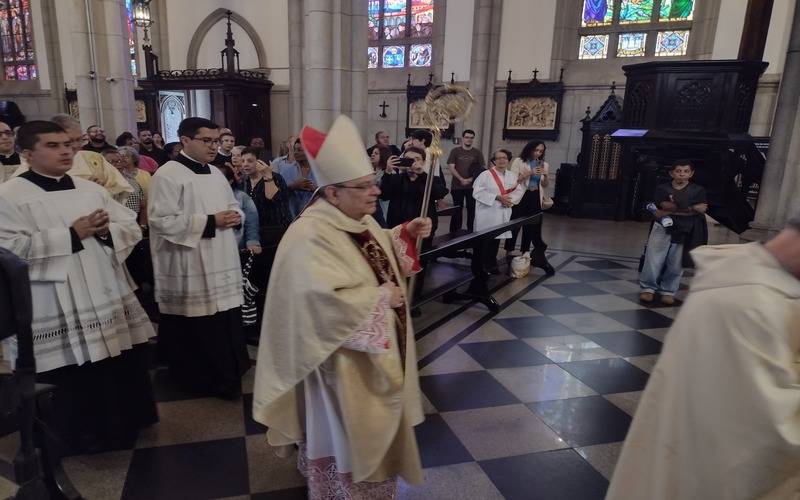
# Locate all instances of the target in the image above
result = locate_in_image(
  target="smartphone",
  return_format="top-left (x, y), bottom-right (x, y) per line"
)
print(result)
top-left (396, 157), bottom-right (416, 168)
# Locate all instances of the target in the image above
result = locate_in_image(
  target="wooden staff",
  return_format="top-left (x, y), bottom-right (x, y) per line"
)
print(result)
top-left (407, 85), bottom-right (475, 300)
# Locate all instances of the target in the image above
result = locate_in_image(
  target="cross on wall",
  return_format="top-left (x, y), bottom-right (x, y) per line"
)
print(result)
top-left (379, 101), bottom-right (390, 118)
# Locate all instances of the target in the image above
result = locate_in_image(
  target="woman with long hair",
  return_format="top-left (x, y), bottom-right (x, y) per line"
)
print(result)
top-left (368, 144), bottom-right (393, 226)
top-left (505, 140), bottom-right (555, 275)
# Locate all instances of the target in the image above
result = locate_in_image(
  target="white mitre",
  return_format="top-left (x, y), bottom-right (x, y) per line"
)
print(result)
top-left (299, 115), bottom-right (373, 187)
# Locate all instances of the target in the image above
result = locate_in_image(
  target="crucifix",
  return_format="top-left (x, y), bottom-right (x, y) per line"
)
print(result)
top-left (531, 68), bottom-right (539, 81)
top-left (379, 100), bottom-right (390, 118)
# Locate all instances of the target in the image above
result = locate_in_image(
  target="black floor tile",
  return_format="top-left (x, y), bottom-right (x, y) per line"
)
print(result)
top-left (414, 414), bottom-right (473, 468)
top-left (563, 270), bottom-right (618, 282)
top-left (460, 340), bottom-right (552, 369)
top-left (480, 449), bottom-right (608, 500)
top-left (420, 371), bottom-right (519, 412)
top-left (243, 393), bottom-right (267, 435)
top-left (583, 331), bottom-right (663, 357)
top-left (528, 396), bottom-right (632, 447)
top-left (560, 358), bottom-right (650, 395)
top-left (521, 298), bottom-right (593, 315)
top-left (494, 316), bottom-right (575, 338)
top-left (576, 259), bottom-right (631, 270)
top-left (121, 438), bottom-right (249, 500)
top-left (604, 309), bottom-right (674, 330)
top-left (151, 368), bottom-right (210, 403)
top-left (252, 487), bottom-right (309, 499)
top-left (543, 283), bottom-right (607, 297)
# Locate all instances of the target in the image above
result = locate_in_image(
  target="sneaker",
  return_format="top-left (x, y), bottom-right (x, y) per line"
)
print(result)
top-left (639, 292), bottom-right (654, 303)
top-left (660, 295), bottom-right (675, 305)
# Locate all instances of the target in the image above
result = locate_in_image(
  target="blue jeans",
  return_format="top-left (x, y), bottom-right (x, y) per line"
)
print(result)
top-left (639, 223), bottom-right (683, 296)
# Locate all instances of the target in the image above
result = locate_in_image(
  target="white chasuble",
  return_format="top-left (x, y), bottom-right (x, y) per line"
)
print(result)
top-left (148, 158), bottom-right (243, 317)
top-left (0, 176), bottom-right (154, 372)
top-left (472, 167), bottom-right (525, 239)
top-left (253, 200), bottom-right (424, 487)
top-left (607, 243), bottom-right (800, 500)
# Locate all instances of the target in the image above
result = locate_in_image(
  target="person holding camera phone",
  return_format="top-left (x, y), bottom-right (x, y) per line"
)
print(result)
top-left (380, 147), bottom-right (448, 246)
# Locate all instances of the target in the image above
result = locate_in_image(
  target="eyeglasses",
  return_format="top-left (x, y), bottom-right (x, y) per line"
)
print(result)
top-left (192, 137), bottom-right (221, 146)
top-left (0, 131), bottom-right (14, 137)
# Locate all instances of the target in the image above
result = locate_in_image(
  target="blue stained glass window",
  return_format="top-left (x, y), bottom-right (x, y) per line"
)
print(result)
top-left (619, 0), bottom-right (654, 24)
top-left (382, 45), bottom-right (405, 68)
top-left (1, 0), bottom-right (37, 80)
top-left (409, 43), bottom-right (431, 67)
top-left (617, 32), bottom-right (647, 57)
top-left (367, 46), bottom-right (378, 68)
top-left (382, 0), bottom-right (406, 40)
top-left (578, 34), bottom-right (610, 59)
top-left (655, 30), bottom-right (689, 56)
top-left (125, 0), bottom-right (138, 76)
top-left (582, 0), bottom-right (614, 27)
top-left (368, 0), bottom-right (381, 41)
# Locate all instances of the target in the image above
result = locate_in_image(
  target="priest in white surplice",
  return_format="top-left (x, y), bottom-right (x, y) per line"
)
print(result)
top-left (0, 121), bottom-right (157, 454)
top-left (253, 115), bottom-right (432, 499)
top-left (148, 117), bottom-right (249, 399)
top-left (472, 148), bottom-right (525, 271)
top-left (606, 222), bottom-right (800, 500)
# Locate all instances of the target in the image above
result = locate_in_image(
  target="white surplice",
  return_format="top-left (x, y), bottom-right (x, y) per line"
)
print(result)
top-left (606, 243), bottom-right (800, 500)
top-left (472, 167), bottom-right (525, 239)
top-left (0, 176), bottom-right (154, 372)
top-left (148, 157), bottom-right (243, 317)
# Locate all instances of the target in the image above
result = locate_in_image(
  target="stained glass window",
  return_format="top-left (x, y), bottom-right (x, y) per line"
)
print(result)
top-left (655, 30), bottom-right (689, 55)
top-left (582, 0), bottom-right (614, 27)
top-left (367, 47), bottom-right (379, 68)
top-left (578, 34), bottom-right (610, 59)
top-left (382, 46), bottom-right (405, 68)
top-left (368, 0), bottom-right (381, 41)
top-left (0, 0), bottom-right (37, 81)
top-left (409, 43), bottom-right (432, 67)
top-left (617, 32), bottom-right (647, 56)
top-left (125, 0), bottom-right (138, 77)
top-left (382, 0), bottom-right (406, 40)
top-left (410, 0), bottom-right (433, 37)
top-left (619, 0), bottom-right (654, 23)
top-left (659, 0), bottom-right (694, 20)
top-left (369, 0), bottom-right (433, 69)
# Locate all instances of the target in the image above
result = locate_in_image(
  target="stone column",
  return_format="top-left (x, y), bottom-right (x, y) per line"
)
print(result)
top-left (349, 0), bottom-right (369, 134)
top-left (289, 0), bottom-right (304, 133)
top-left (465, 0), bottom-right (503, 151)
top-left (303, 0), bottom-right (335, 129)
top-left (752, 1), bottom-right (800, 231)
top-left (70, 0), bottom-right (137, 137)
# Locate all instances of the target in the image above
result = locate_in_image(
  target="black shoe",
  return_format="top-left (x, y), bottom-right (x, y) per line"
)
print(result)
top-left (537, 263), bottom-right (556, 276)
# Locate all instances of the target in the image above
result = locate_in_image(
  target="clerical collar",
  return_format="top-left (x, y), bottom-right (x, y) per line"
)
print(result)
top-left (0, 151), bottom-right (20, 165)
top-left (19, 169), bottom-right (75, 191)
top-left (176, 151), bottom-right (211, 175)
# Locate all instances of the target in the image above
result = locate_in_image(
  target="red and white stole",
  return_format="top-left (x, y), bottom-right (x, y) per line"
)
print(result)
top-left (488, 167), bottom-right (511, 196)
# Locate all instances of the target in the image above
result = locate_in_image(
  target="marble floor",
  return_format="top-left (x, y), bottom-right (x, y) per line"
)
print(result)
top-left (0, 214), bottom-right (731, 499)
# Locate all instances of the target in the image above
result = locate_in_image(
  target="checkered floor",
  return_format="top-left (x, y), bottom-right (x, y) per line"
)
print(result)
top-left (0, 248), bottom-right (688, 499)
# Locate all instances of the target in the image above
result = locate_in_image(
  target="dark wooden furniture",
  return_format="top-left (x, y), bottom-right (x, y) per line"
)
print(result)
top-left (136, 12), bottom-right (273, 148)
top-left (571, 60), bottom-right (768, 233)
top-left (570, 86), bottom-right (624, 218)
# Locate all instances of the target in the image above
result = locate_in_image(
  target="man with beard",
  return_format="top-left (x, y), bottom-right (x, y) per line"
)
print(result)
top-left (83, 125), bottom-right (113, 153)
top-left (0, 121), bottom-right (20, 183)
top-left (138, 128), bottom-right (168, 166)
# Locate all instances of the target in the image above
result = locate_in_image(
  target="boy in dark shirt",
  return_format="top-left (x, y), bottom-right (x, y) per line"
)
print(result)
top-left (639, 160), bottom-right (708, 305)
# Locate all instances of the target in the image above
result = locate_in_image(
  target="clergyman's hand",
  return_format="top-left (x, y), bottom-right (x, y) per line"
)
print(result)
top-left (214, 210), bottom-right (241, 228)
top-left (407, 217), bottom-right (432, 239)
top-left (380, 282), bottom-right (405, 308)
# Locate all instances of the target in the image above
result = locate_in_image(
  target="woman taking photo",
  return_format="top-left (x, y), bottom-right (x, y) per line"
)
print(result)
top-left (505, 140), bottom-right (555, 275)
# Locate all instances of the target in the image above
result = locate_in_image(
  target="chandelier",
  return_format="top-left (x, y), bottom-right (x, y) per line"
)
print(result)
top-left (133, 0), bottom-right (154, 42)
